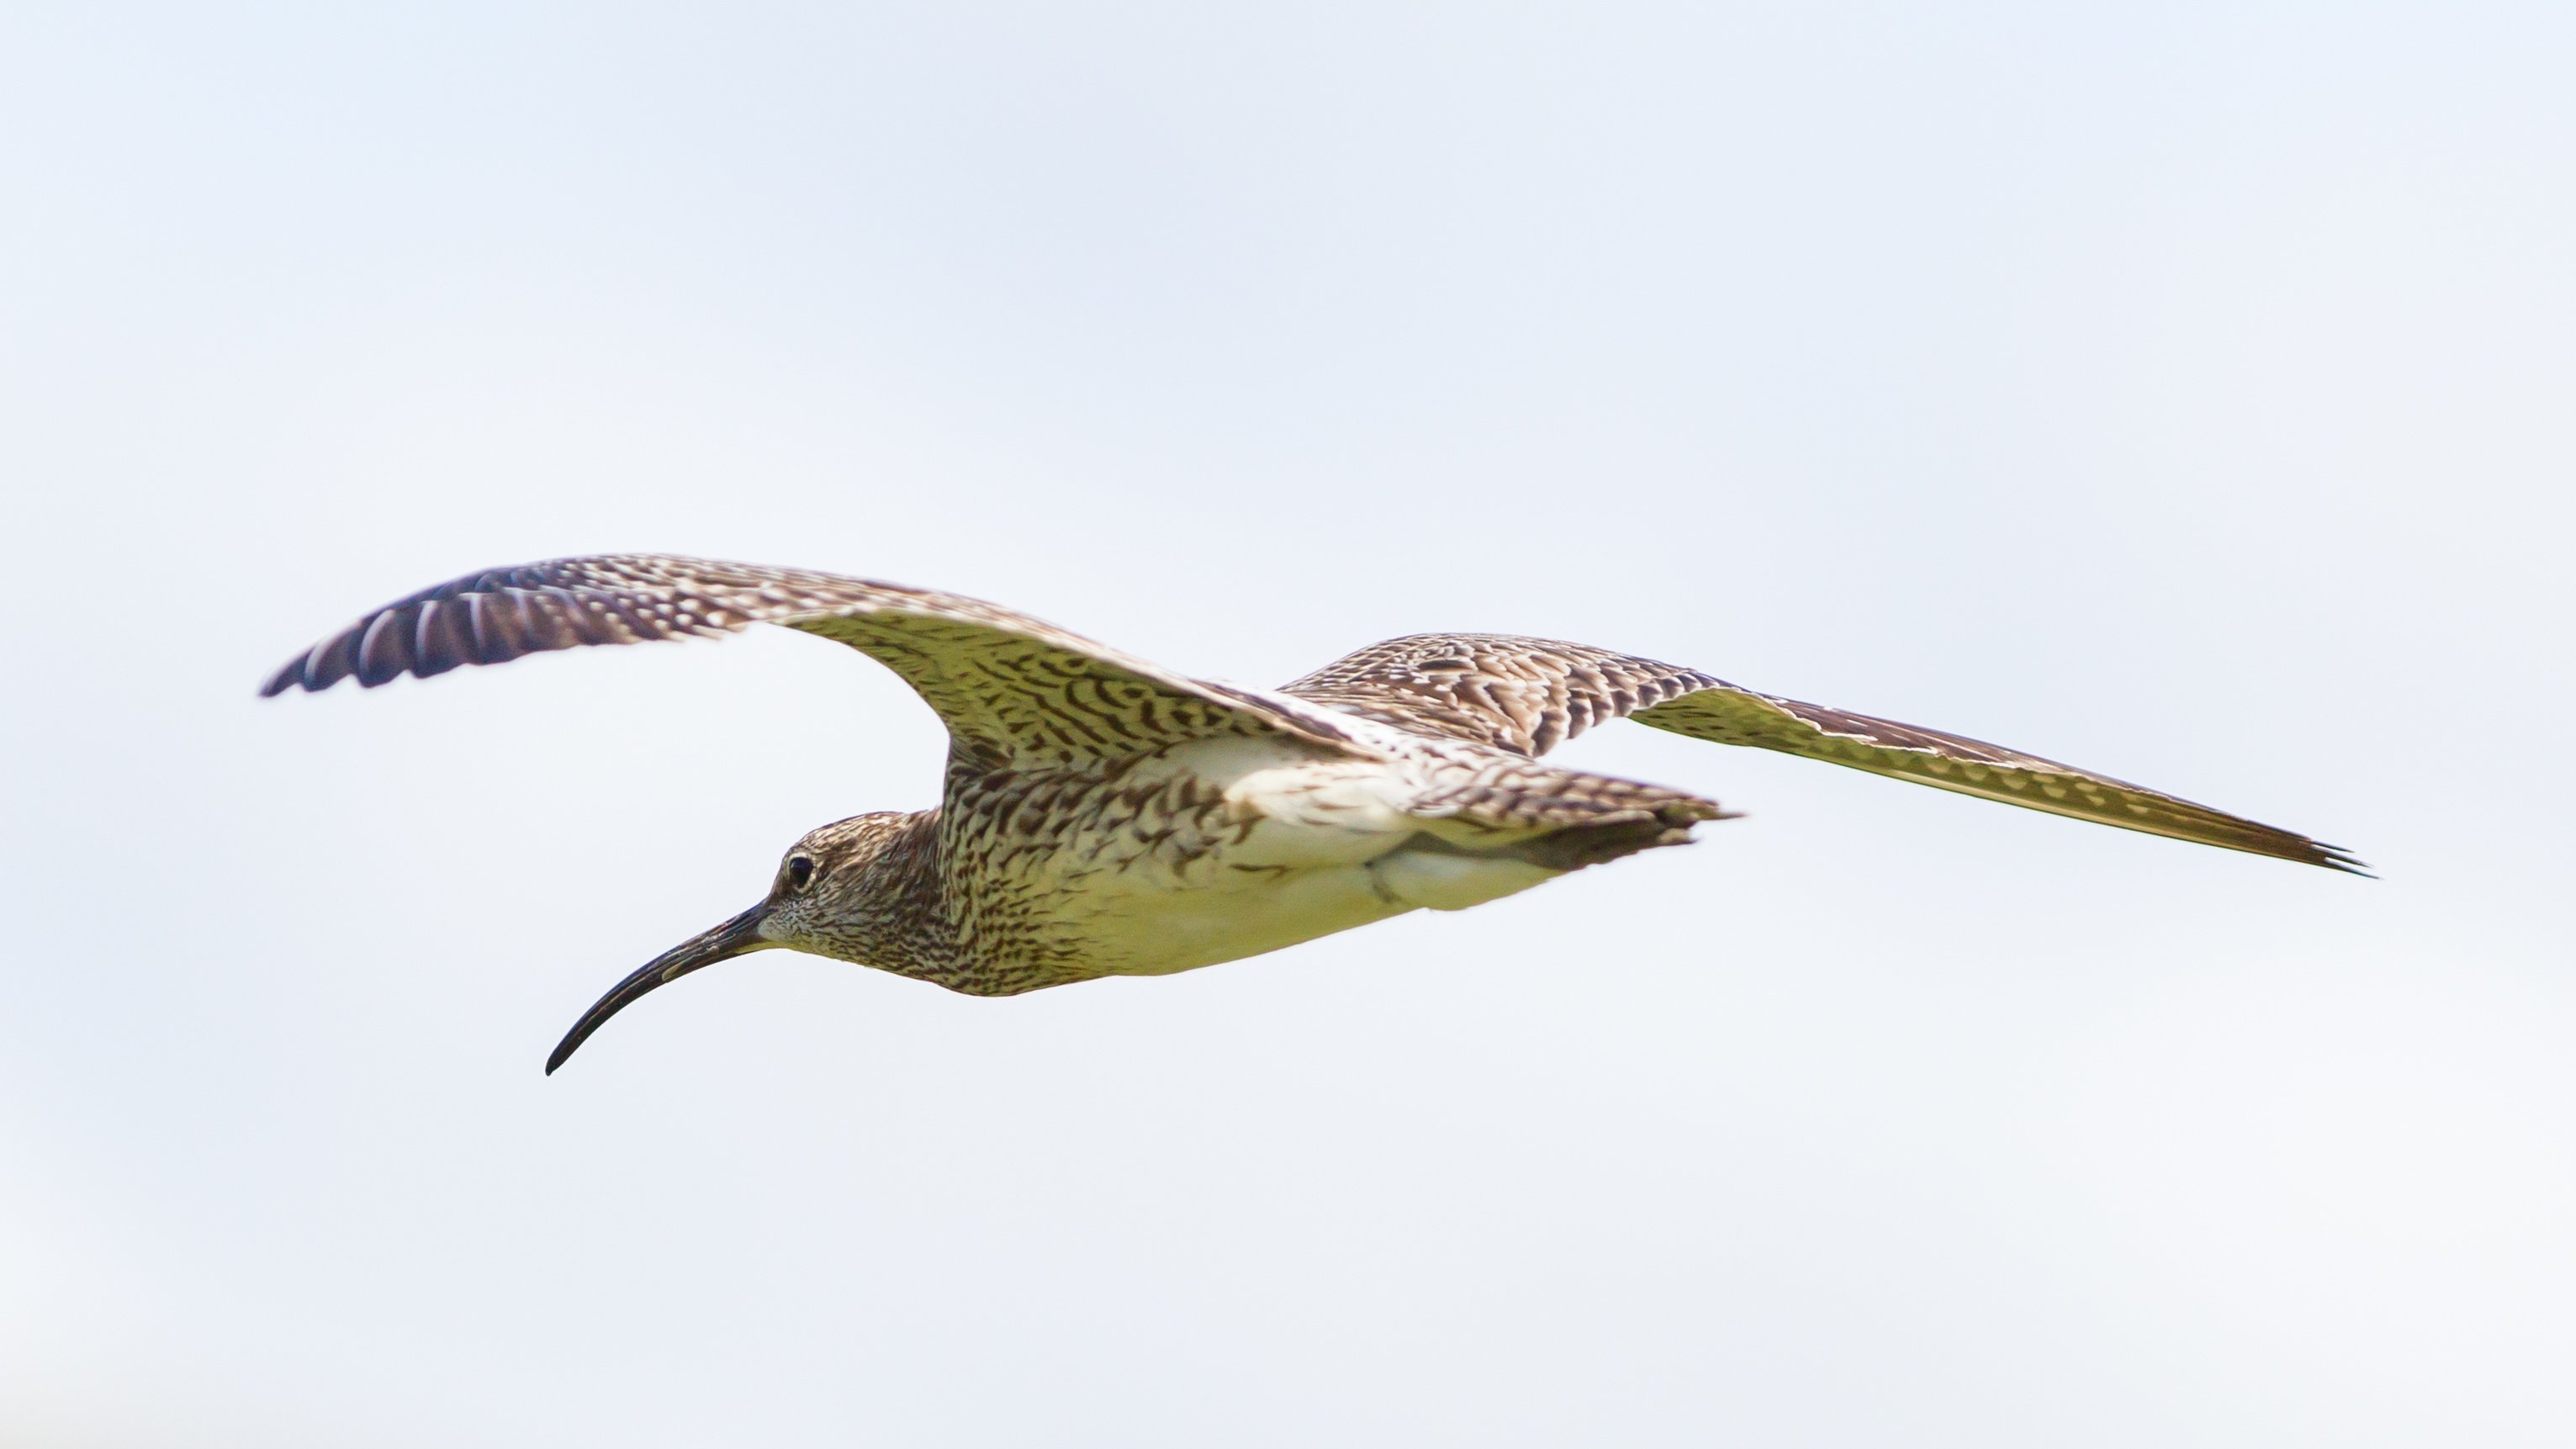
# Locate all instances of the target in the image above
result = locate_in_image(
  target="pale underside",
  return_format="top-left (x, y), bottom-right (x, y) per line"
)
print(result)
top-left (931, 733), bottom-right (1648, 990)
top-left (264, 554), bottom-right (2358, 1013)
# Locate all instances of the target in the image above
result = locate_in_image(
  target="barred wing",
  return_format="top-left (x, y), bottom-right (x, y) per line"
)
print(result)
top-left (1286, 634), bottom-right (1722, 756)
top-left (262, 555), bottom-right (1365, 767)
top-left (1284, 633), bottom-right (2363, 872)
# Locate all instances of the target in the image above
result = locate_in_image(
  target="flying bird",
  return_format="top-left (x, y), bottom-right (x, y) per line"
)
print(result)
top-left (263, 556), bottom-right (2361, 1071)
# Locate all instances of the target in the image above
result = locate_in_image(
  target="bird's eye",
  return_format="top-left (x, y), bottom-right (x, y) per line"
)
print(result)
top-left (784, 855), bottom-right (817, 891)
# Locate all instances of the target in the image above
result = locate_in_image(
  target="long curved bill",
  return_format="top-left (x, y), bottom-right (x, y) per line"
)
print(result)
top-left (545, 904), bottom-right (775, 1075)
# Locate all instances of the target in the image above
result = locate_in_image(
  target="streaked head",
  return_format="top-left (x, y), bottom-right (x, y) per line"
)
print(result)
top-left (543, 811), bottom-right (927, 1073)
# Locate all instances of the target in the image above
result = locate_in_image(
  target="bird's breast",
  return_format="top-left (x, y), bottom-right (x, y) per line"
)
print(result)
top-left (936, 738), bottom-right (1432, 985)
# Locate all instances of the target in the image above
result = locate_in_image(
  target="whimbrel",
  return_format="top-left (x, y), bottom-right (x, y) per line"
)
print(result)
top-left (263, 555), bottom-right (2361, 1071)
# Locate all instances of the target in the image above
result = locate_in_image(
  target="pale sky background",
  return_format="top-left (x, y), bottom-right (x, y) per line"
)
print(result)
top-left (3, 3), bottom-right (2572, 1446)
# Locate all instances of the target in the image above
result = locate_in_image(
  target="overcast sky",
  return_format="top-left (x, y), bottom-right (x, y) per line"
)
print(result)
top-left (4, 3), bottom-right (2572, 1446)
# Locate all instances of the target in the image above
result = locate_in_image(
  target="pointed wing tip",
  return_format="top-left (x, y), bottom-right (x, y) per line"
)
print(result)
top-left (2311, 843), bottom-right (2374, 878)
top-left (257, 655), bottom-right (330, 697)
top-left (258, 650), bottom-right (360, 696)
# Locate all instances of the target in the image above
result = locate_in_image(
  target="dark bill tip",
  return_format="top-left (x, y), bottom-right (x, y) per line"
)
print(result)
top-left (545, 903), bottom-right (771, 1075)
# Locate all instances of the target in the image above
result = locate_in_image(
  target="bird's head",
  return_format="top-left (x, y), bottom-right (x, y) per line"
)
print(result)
top-left (543, 810), bottom-right (929, 1073)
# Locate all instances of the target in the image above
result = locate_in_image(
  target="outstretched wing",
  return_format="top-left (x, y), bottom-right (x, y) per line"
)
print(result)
top-left (263, 555), bottom-right (1366, 767)
top-left (1283, 634), bottom-right (2363, 873)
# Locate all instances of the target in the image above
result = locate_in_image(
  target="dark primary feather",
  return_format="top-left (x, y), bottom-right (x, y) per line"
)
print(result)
top-left (1284, 633), bottom-right (2365, 874)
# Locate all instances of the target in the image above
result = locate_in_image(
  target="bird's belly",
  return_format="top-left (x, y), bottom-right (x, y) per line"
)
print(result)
top-left (947, 737), bottom-right (1566, 986)
top-left (1057, 859), bottom-right (1415, 977)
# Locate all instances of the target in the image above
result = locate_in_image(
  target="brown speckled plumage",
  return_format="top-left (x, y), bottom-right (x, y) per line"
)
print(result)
top-left (1286, 633), bottom-right (2364, 872)
top-left (265, 554), bottom-right (2360, 1071)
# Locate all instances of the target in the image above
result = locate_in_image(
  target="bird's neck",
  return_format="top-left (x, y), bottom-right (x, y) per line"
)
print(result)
top-left (820, 810), bottom-right (960, 981)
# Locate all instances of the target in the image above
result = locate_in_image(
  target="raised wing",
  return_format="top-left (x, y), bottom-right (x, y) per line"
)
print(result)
top-left (1283, 633), bottom-right (2363, 872)
top-left (263, 555), bottom-right (1365, 767)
